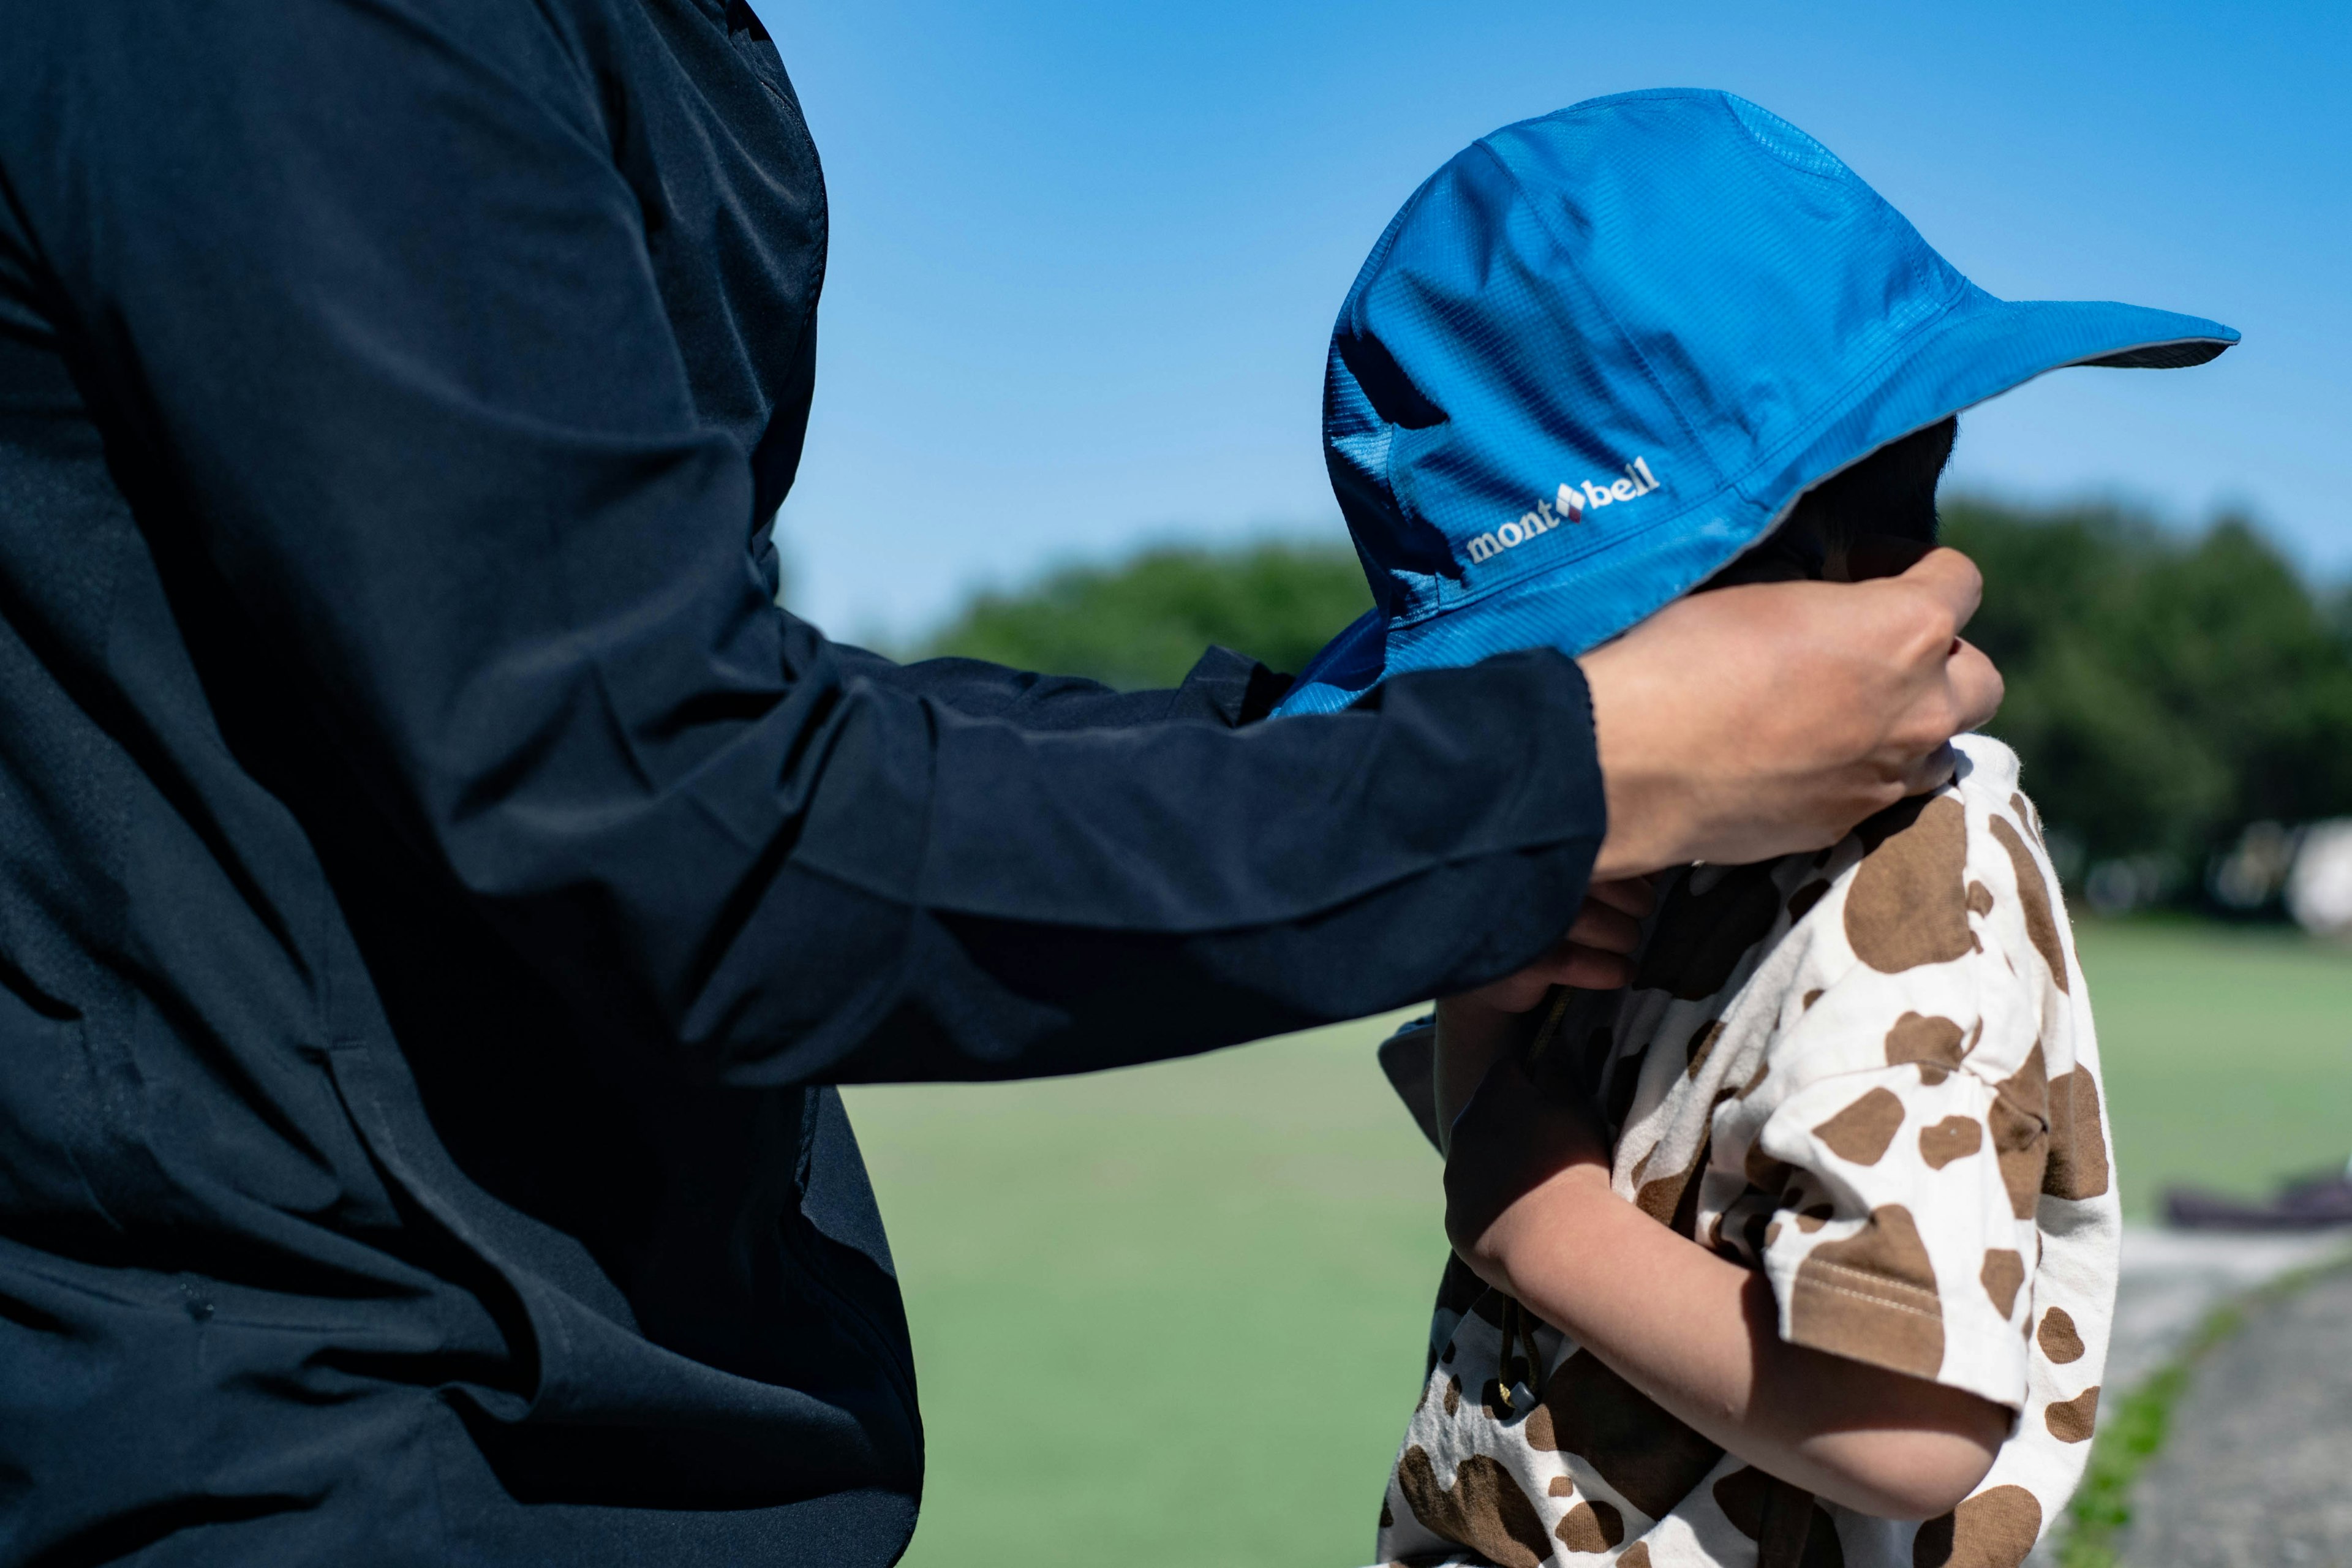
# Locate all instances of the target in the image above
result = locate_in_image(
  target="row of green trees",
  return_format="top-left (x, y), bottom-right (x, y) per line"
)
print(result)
top-left (924, 501), bottom-right (2352, 910)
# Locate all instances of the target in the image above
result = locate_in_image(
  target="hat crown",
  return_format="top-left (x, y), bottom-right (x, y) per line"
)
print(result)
top-left (1327, 89), bottom-right (1969, 628)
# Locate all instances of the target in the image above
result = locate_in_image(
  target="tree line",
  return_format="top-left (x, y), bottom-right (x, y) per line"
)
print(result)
top-left (925, 500), bottom-right (2352, 911)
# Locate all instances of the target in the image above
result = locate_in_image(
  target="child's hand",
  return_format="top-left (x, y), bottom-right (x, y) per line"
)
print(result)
top-left (1440, 1048), bottom-right (1616, 1299)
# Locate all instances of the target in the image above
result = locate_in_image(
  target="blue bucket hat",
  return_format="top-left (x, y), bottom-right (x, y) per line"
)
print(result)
top-left (1274, 89), bottom-right (2237, 716)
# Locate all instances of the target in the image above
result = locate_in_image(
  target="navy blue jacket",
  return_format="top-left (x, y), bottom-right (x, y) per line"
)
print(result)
top-left (0, 1), bottom-right (1605, 1561)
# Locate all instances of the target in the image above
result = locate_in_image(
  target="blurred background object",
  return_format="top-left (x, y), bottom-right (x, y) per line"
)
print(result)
top-left (2284, 819), bottom-right (2352, 936)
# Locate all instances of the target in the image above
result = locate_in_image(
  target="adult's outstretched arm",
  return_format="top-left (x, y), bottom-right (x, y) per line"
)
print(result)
top-left (8, 0), bottom-right (1607, 1087)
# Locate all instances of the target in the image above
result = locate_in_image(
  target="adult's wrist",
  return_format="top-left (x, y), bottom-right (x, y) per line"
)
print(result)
top-left (1578, 638), bottom-right (1698, 879)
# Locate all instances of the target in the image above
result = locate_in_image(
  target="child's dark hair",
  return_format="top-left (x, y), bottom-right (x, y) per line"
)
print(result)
top-left (1789, 415), bottom-right (1958, 554)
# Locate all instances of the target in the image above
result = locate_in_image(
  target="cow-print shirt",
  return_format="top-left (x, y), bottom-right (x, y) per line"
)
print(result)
top-left (1372, 736), bottom-right (2116, 1568)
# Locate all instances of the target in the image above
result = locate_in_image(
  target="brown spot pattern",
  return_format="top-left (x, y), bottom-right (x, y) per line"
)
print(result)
top-left (2009, 793), bottom-right (2042, 847)
top-left (1745, 1145), bottom-right (1795, 1197)
top-left (1393, 1447), bottom-right (1554, 1568)
top-left (2037, 1307), bottom-right (2085, 1364)
top-left (1913, 1485), bottom-right (2043, 1568)
top-left (1815, 1087), bottom-right (1907, 1165)
top-left (1796, 1204), bottom-right (1834, 1233)
top-left (1521, 1350), bottom-right (1722, 1520)
top-left (1686, 1020), bottom-right (1724, 1080)
top-left (1919, 1116), bottom-right (1984, 1169)
top-left (1547, 1476), bottom-right (1575, 1498)
top-left (1791, 1204), bottom-right (1944, 1376)
top-left (1988, 816), bottom-right (2069, 993)
top-left (1991, 1047), bottom-right (2051, 1219)
top-left (1555, 1499), bottom-right (1626, 1553)
top-left (1443, 1376), bottom-right (1461, 1415)
top-left (2045, 1386), bottom-right (2100, 1443)
top-left (1845, 795), bottom-right (1974, 973)
top-left (1966, 880), bottom-right (1995, 916)
top-left (2043, 1068), bottom-right (2111, 1200)
top-left (1980, 1250), bottom-right (2025, 1318)
top-left (1618, 1546), bottom-right (1652, 1568)
top-left (1802, 988), bottom-right (1824, 1011)
top-left (1636, 1137), bottom-right (1709, 1232)
top-left (1885, 1012), bottom-right (1968, 1074)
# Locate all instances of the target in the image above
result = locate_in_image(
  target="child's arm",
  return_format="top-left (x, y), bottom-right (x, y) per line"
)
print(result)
top-left (1440, 1045), bottom-right (2007, 1521)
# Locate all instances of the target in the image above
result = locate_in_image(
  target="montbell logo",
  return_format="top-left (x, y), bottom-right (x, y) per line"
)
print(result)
top-left (1464, 456), bottom-right (1662, 565)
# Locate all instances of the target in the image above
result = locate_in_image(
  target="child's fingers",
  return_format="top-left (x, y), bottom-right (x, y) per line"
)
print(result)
top-left (1455, 883), bottom-right (1651, 1015)
top-left (1513, 936), bottom-right (1634, 994)
top-left (1585, 875), bottom-right (1657, 921)
top-left (1566, 896), bottom-right (1643, 956)
top-left (1557, 943), bottom-right (1633, 990)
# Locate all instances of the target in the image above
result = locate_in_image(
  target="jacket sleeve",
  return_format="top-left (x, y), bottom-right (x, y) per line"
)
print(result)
top-left (13, 0), bottom-right (1607, 1088)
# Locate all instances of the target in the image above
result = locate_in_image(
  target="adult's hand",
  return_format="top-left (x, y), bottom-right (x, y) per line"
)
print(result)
top-left (1581, 547), bottom-right (2002, 877)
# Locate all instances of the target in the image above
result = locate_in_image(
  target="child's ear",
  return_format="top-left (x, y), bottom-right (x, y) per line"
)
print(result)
top-left (1844, 533), bottom-right (1937, 582)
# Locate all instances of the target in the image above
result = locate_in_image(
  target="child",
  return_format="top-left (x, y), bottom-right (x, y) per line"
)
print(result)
top-left (1268, 91), bottom-right (2236, 1568)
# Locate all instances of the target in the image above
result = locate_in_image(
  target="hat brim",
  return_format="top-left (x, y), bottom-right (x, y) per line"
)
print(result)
top-left (1273, 294), bottom-right (2235, 717)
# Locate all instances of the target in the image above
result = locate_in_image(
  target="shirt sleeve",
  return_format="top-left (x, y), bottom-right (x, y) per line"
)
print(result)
top-left (1698, 785), bottom-right (2070, 1411)
top-left (7, 1), bottom-right (1606, 1087)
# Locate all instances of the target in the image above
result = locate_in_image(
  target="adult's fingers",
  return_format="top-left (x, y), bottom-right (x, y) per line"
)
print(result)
top-left (1893, 546), bottom-right (1986, 633)
top-left (1945, 638), bottom-right (2005, 733)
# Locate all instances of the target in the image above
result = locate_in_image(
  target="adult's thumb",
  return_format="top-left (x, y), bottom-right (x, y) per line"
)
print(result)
top-left (1898, 546), bottom-right (1986, 631)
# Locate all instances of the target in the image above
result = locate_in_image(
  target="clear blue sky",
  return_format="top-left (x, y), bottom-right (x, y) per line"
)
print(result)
top-left (749, 0), bottom-right (2350, 643)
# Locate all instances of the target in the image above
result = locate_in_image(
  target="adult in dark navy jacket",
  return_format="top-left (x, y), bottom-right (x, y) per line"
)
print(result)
top-left (0, 3), bottom-right (2000, 1564)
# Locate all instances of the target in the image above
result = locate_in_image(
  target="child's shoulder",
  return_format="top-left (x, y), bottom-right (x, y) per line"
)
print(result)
top-left (1800, 731), bottom-right (2067, 990)
top-left (1705, 732), bottom-right (2078, 1096)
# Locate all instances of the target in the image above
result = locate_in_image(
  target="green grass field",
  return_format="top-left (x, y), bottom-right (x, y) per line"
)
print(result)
top-left (843, 920), bottom-right (2352, 1568)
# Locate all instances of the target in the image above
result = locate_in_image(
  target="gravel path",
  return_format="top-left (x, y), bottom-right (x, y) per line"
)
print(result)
top-left (2104, 1226), bottom-right (2350, 1393)
top-left (2022, 1226), bottom-right (2351, 1568)
top-left (2118, 1260), bottom-right (2352, 1567)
